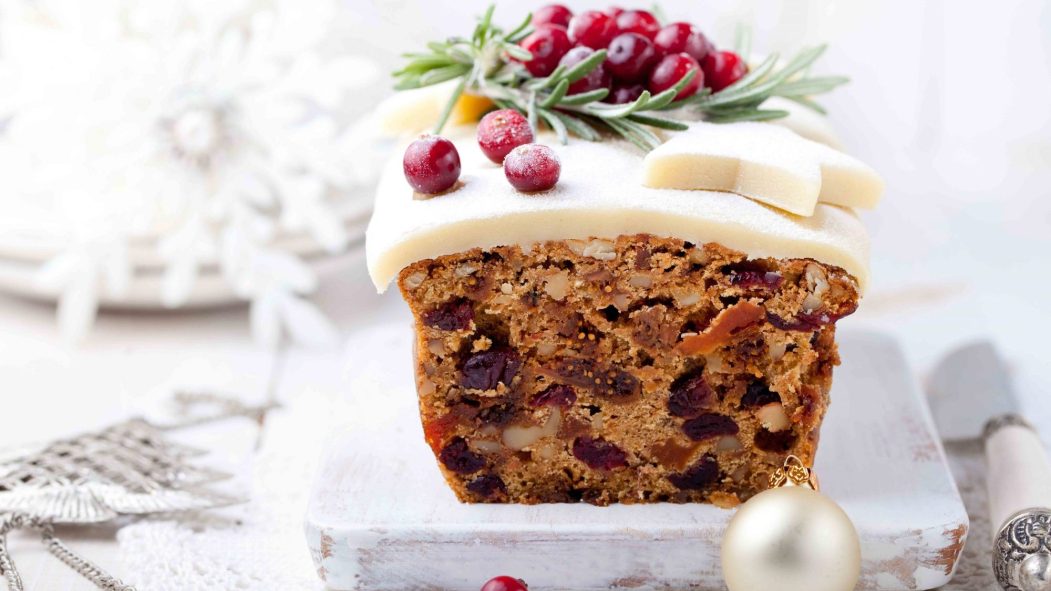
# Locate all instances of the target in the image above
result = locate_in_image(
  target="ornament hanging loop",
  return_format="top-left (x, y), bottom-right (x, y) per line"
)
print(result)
top-left (769, 455), bottom-right (820, 491)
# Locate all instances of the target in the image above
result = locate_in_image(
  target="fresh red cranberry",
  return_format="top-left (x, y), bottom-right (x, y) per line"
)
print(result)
top-left (558, 46), bottom-right (611, 94)
top-left (614, 10), bottom-right (660, 39)
top-left (653, 22), bottom-right (712, 61)
top-left (476, 109), bottom-right (534, 164)
top-left (682, 413), bottom-right (739, 441)
top-left (531, 384), bottom-right (577, 408)
top-left (519, 25), bottom-right (572, 77)
top-left (423, 298), bottom-right (474, 331)
top-left (438, 437), bottom-right (486, 474)
top-left (605, 82), bottom-right (645, 104)
top-left (668, 455), bottom-right (720, 490)
top-left (480, 576), bottom-right (528, 591)
top-left (503, 144), bottom-right (561, 192)
top-left (702, 50), bottom-right (747, 91)
top-left (606, 6), bottom-right (625, 19)
top-left (402, 135), bottom-right (461, 194)
top-left (667, 372), bottom-right (714, 418)
top-left (648, 52), bottom-right (703, 100)
top-left (532, 4), bottom-right (572, 28)
top-left (568, 10), bottom-right (615, 49)
top-left (572, 436), bottom-right (628, 470)
top-left (461, 348), bottom-right (522, 390)
top-left (605, 33), bottom-right (658, 82)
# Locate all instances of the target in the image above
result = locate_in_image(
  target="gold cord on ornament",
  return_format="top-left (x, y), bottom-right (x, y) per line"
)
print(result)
top-left (769, 455), bottom-right (820, 491)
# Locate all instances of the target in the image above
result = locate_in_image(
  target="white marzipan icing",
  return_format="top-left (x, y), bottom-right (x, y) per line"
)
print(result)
top-left (366, 126), bottom-right (870, 293)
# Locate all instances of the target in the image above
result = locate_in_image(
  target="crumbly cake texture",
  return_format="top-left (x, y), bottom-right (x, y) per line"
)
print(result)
top-left (399, 234), bottom-right (859, 506)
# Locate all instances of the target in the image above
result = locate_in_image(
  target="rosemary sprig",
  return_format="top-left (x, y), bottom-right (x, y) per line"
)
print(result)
top-left (393, 5), bottom-right (848, 150)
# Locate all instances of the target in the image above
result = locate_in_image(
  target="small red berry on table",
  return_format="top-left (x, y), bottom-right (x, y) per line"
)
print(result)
top-left (702, 50), bottom-right (747, 91)
top-left (532, 4), bottom-right (573, 28)
top-left (605, 33), bottom-right (658, 82)
top-left (504, 144), bottom-right (561, 193)
top-left (653, 22), bottom-right (712, 61)
top-left (403, 135), bottom-right (461, 194)
top-left (648, 52), bottom-right (704, 100)
top-left (613, 9), bottom-right (660, 39)
top-left (567, 10), bottom-right (615, 49)
top-left (480, 576), bottom-right (528, 591)
top-left (519, 25), bottom-right (573, 77)
top-left (477, 109), bottom-right (534, 164)
top-left (558, 47), bottom-right (611, 95)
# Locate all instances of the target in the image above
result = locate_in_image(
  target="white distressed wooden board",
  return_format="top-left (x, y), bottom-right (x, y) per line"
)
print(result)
top-left (305, 328), bottom-right (969, 590)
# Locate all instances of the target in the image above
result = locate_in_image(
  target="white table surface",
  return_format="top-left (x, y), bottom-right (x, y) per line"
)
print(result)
top-left (4, 1), bottom-right (1051, 588)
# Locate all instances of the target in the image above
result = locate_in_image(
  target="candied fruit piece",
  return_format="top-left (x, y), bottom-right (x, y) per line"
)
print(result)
top-left (682, 413), bottom-right (739, 441)
top-left (667, 371), bottom-right (714, 418)
top-left (572, 436), bottom-right (628, 470)
top-left (755, 428), bottom-right (798, 453)
top-left (677, 301), bottom-right (765, 355)
top-left (461, 348), bottom-right (521, 390)
top-left (438, 437), bottom-right (486, 474)
top-left (668, 454), bottom-right (720, 490)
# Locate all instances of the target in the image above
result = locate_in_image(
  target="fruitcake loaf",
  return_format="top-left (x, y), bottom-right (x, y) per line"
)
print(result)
top-left (366, 121), bottom-right (879, 506)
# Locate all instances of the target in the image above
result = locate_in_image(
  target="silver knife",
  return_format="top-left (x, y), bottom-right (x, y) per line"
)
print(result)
top-left (929, 341), bottom-right (1051, 591)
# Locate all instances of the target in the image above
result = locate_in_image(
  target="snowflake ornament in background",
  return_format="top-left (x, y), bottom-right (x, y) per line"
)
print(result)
top-left (0, 0), bottom-right (382, 345)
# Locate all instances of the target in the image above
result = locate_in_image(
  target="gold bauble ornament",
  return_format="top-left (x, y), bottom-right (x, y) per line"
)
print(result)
top-left (721, 456), bottom-right (861, 591)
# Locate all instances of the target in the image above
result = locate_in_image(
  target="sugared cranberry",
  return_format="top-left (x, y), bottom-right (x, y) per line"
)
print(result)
top-left (740, 379), bottom-right (781, 407)
top-left (531, 384), bottom-right (578, 408)
top-left (605, 82), bottom-right (645, 104)
top-left (519, 25), bottom-right (573, 77)
top-left (653, 23), bottom-right (712, 61)
top-left (614, 10), bottom-right (660, 39)
top-left (423, 298), bottom-right (474, 331)
top-left (667, 372), bottom-right (714, 418)
top-left (568, 10), bottom-right (615, 49)
top-left (467, 474), bottom-right (508, 499)
top-left (503, 144), bottom-right (561, 192)
top-left (402, 135), bottom-right (460, 194)
top-left (682, 413), bottom-right (739, 441)
top-left (461, 348), bottom-right (521, 390)
top-left (702, 50), bottom-right (747, 91)
top-left (648, 53), bottom-right (703, 100)
top-left (558, 47), bottom-right (611, 95)
top-left (480, 576), bottom-right (528, 591)
top-left (668, 455), bottom-right (720, 490)
top-left (477, 109), bottom-right (534, 164)
top-left (572, 436), bottom-right (628, 470)
top-left (605, 33), bottom-right (658, 82)
top-left (532, 4), bottom-right (572, 29)
top-left (439, 437), bottom-right (486, 474)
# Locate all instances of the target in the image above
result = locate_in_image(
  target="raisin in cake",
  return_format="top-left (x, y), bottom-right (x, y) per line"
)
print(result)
top-left (366, 121), bottom-right (880, 506)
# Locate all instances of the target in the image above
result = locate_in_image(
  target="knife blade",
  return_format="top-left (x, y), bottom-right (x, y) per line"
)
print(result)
top-left (928, 341), bottom-right (1051, 591)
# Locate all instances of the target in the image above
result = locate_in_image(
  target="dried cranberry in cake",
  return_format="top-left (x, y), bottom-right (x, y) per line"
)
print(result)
top-left (503, 144), bottom-right (561, 192)
top-left (668, 455), bottom-right (720, 490)
top-left (477, 109), bottom-right (534, 164)
top-left (605, 82), bottom-right (645, 104)
top-left (653, 23), bottom-right (712, 61)
top-left (702, 50), bottom-right (747, 91)
top-left (605, 33), bottom-right (658, 82)
top-left (439, 437), bottom-right (486, 474)
top-left (755, 428), bottom-right (798, 453)
top-left (467, 474), bottom-right (508, 500)
top-left (567, 10), bottom-right (615, 49)
top-left (422, 298), bottom-right (473, 331)
top-left (518, 25), bottom-right (573, 77)
top-left (531, 4), bottom-right (572, 29)
top-left (531, 384), bottom-right (577, 408)
top-left (558, 47), bottom-right (611, 95)
top-left (480, 576), bottom-right (528, 591)
top-left (667, 371), bottom-right (715, 418)
top-left (402, 135), bottom-right (460, 194)
top-left (740, 379), bottom-right (781, 408)
top-left (726, 261), bottom-right (783, 291)
top-left (682, 413), bottom-right (739, 441)
top-left (573, 436), bottom-right (628, 470)
top-left (648, 53), bottom-right (703, 100)
top-left (613, 9), bottom-right (660, 40)
top-left (461, 348), bottom-right (521, 391)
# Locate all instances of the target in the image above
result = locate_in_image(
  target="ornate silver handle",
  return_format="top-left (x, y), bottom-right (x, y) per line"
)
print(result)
top-left (994, 508), bottom-right (1051, 591)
